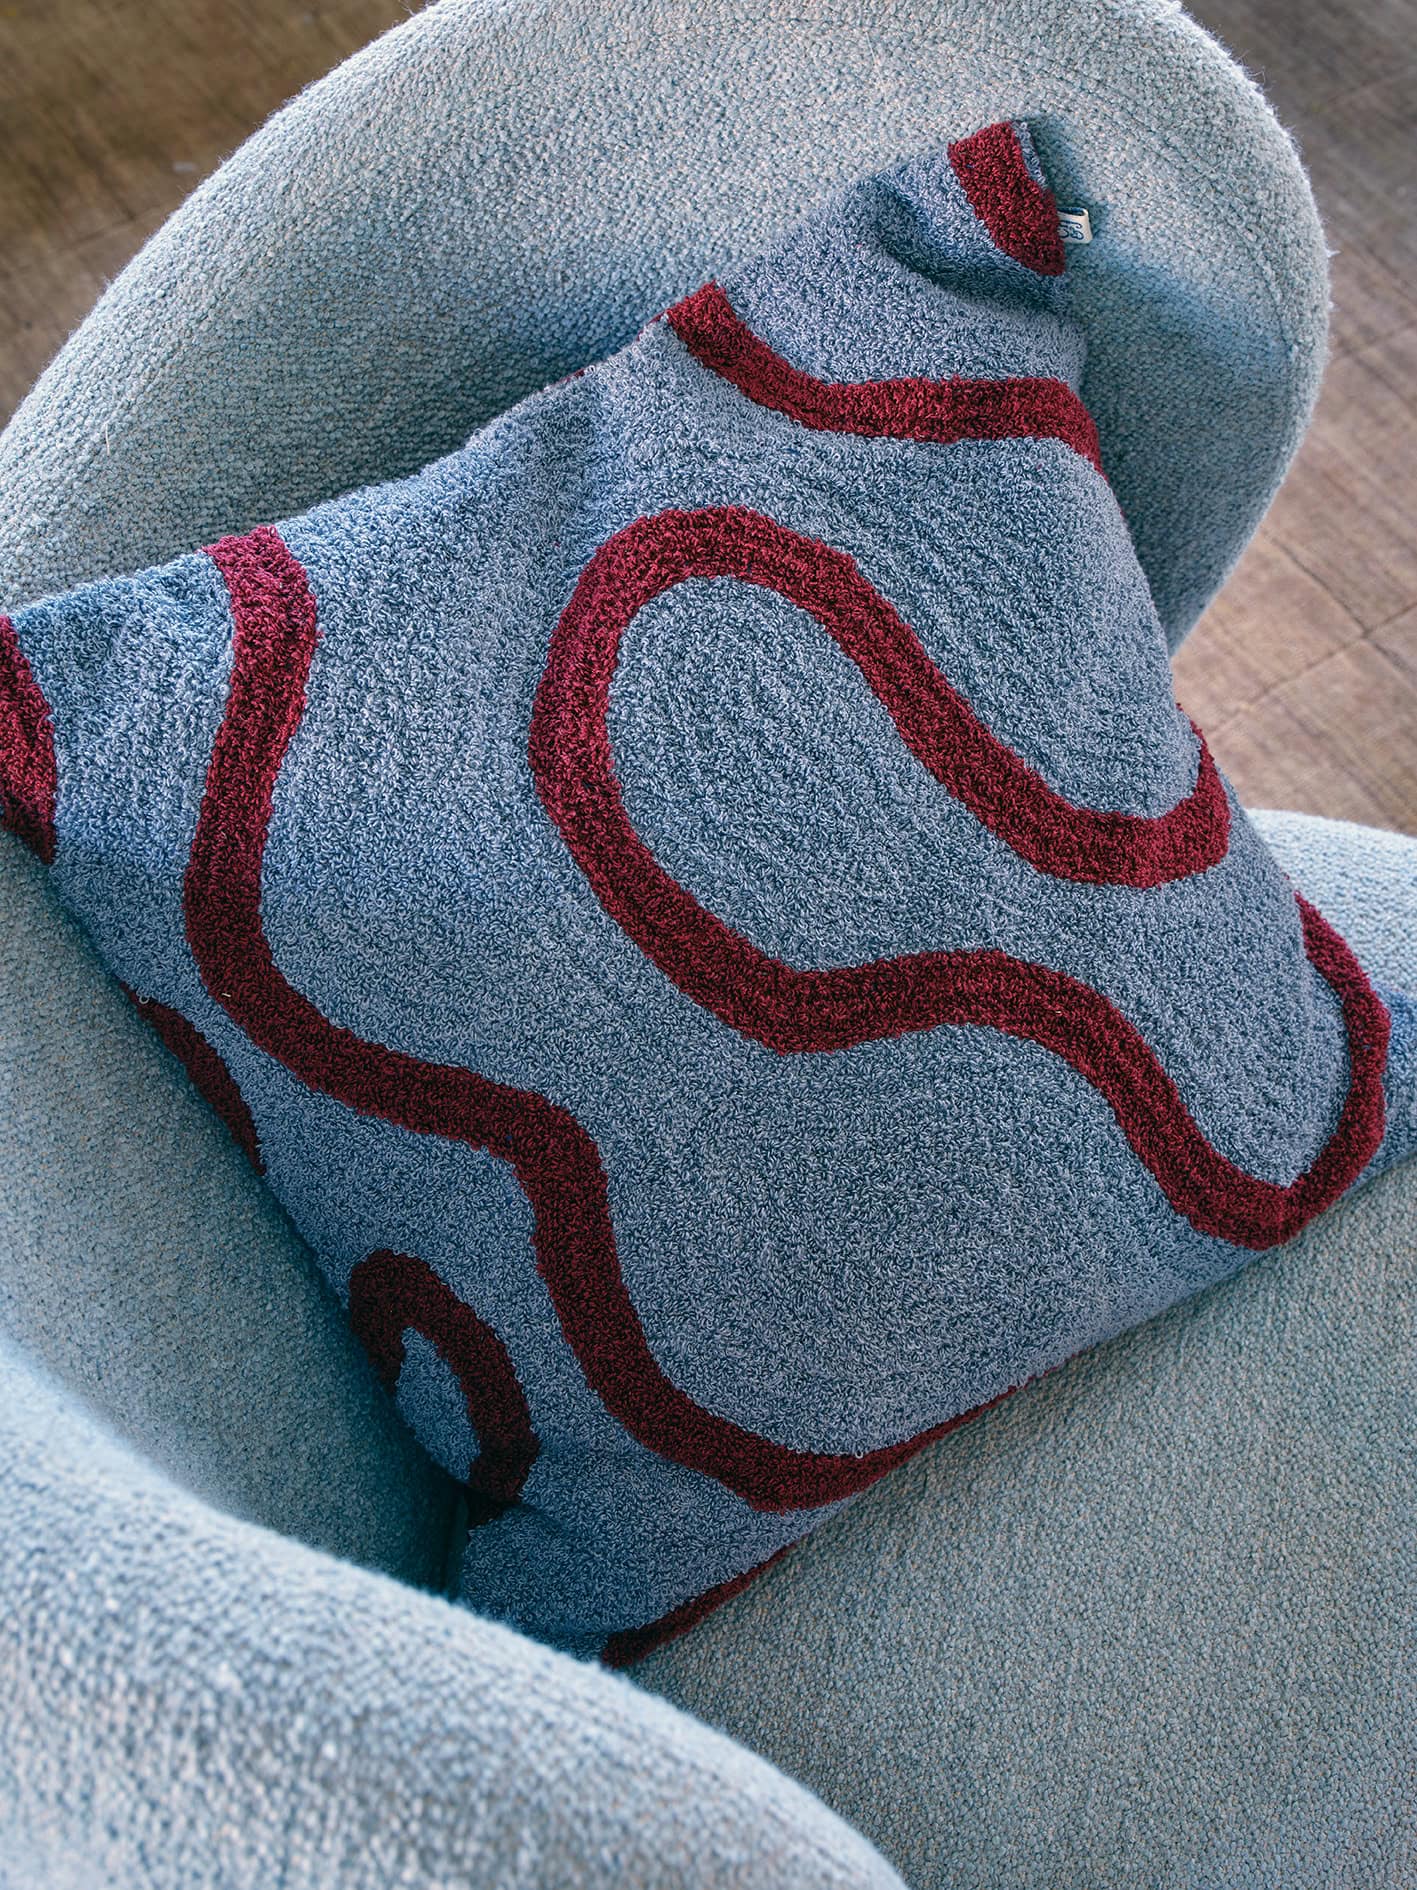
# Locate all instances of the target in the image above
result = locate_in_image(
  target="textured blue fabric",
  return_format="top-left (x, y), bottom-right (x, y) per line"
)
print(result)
top-left (5, 131), bottom-right (1411, 1659)
top-left (0, 2), bottom-right (1403, 1879)
top-left (638, 810), bottom-right (1417, 1890)
top-left (0, 836), bottom-right (456, 1595)
top-left (0, 1339), bottom-right (903, 1890)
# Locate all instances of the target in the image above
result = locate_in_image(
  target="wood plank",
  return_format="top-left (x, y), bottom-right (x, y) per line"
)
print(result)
top-left (0, 211), bottom-right (170, 418)
top-left (1371, 604), bottom-right (1417, 690)
top-left (1253, 340), bottom-right (1417, 634)
top-left (1297, 72), bottom-right (1417, 284)
top-left (1172, 535), bottom-right (1361, 733)
top-left (1201, 643), bottom-right (1417, 830)
top-left (1183, 0), bottom-right (1417, 115)
top-left (1327, 237), bottom-right (1417, 360)
top-left (0, 0), bottom-right (413, 423)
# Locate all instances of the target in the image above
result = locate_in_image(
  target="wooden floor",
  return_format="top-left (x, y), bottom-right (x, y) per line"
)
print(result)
top-left (2, 0), bottom-right (1414, 835)
top-left (1174, 0), bottom-right (1417, 834)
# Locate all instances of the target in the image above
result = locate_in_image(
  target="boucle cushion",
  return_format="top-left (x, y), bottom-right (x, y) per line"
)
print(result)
top-left (1, 123), bottom-right (1411, 1661)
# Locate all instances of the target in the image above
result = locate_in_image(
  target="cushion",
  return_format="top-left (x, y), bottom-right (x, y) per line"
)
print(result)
top-left (2, 127), bottom-right (1411, 1659)
top-left (12, 0), bottom-right (1323, 1578)
top-left (636, 808), bottom-right (1417, 1890)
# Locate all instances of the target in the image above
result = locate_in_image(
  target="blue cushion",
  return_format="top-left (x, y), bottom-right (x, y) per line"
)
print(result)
top-left (0, 0), bottom-right (1339, 1572)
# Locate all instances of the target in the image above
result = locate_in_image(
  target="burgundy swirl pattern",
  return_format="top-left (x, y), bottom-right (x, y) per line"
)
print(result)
top-left (946, 120), bottom-right (1068, 276)
top-left (187, 521), bottom-right (1388, 1535)
top-left (347, 1248), bottom-right (539, 1512)
top-left (529, 503), bottom-right (1386, 1243)
top-left (532, 505), bottom-right (1226, 893)
top-left (0, 612), bottom-right (57, 864)
top-left (666, 281), bottom-right (1101, 469)
top-left (123, 988), bottom-right (264, 1173)
top-left (187, 524), bottom-right (1027, 1512)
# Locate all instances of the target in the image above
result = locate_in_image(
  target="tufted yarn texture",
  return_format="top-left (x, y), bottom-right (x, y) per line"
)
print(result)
top-left (0, 787), bottom-right (458, 1598)
top-left (639, 809), bottom-right (1417, 1888)
top-left (1, 4), bottom-right (1408, 1882)
top-left (2, 128), bottom-right (1413, 1661)
top-left (0, 1338), bottom-right (902, 1890)
top-left (2, 814), bottom-right (1411, 1890)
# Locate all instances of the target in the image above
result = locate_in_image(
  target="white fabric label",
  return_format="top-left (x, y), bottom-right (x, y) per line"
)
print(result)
top-left (1058, 206), bottom-right (1094, 244)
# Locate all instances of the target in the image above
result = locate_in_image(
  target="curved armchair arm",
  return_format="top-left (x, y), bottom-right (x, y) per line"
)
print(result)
top-left (0, 0), bottom-right (1326, 648)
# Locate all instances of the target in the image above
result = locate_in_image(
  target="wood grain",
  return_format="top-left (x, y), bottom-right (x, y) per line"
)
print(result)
top-left (0, 0), bottom-right (414, 416)
top-left (1, 0), bottom-right (1413, 834)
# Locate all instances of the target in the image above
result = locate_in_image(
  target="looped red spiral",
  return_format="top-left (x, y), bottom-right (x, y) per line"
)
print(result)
top-left (531, 505), bottom-right (1228, 912)
top-left (348, 1248), bottom-right (539, 1512)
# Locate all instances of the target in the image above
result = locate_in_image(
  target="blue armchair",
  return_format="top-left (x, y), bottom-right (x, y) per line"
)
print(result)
top-left (1, 2), bottom-right (1411, 1882)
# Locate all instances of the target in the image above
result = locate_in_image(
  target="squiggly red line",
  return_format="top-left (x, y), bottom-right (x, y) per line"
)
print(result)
top-left (533, 506), bottom-right (1225, 899)
top-left (188, 525), bottom-right (1024, 1511)
top-left (189, 526), bottom-right (1386, 1514)
top-left (123, 988), bottom-right (264, 1173)
top-left (0, 613), bottom-right (57, 864)
top-left (529, 505), bottom-right (1385, 1239)
top-left (600, 1543), bottom-right (796, 1669)
top-left (666, 281), bottom-right (1100, 469)
top-left (348, 1248), bottom-right (538, 1512)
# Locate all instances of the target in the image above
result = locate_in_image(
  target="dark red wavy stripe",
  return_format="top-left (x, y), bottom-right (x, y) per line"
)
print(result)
top-left (532, 507), bottom-right (1225, 903)
top-left (600, 1544), bottom-right (796, 1669)
top-left (0, 613), bottom-right (57, 864)
top-left (666, 281), bottom-right (1101, 471)
top-left (190, 526), bottom-right (1386, 1517)
top-left (530, 508), bottom-right (1384, 1237)
top-left (947, 121), bottom-right (1066, 276)
top-left (123, 988), bottom-right (264, 1173)
top-left (189, 524), bottom-right (1027, 1510)
top-left (348, 1248), bottom-right (538, 1512)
